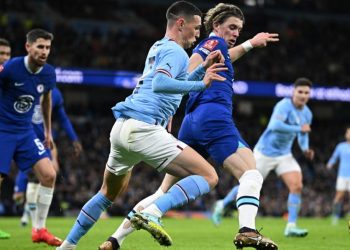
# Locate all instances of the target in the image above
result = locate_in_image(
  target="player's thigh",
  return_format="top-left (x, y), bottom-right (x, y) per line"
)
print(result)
top-left (223, 146), bottom-right (255, 179)
top-left (15, 130), bottom-right (51, 173)
top-left (336, 177), bottom-right (350, 192)
top-left (166, 146), bottom-right (217, 188)
top-left (254, 149), bottom-right (277, 179)
top-left (0, 131), bottom-right (17, 175)
top-left (276, 154), bottom-right (301, 177)
top-left (107, 119), bottom-right (142, 176)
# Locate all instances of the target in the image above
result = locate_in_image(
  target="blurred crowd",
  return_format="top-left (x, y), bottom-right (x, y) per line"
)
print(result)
top-left (0, 0), bottom-right (349, 218)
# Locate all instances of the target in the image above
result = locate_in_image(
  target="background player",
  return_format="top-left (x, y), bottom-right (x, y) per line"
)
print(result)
top-left (327, 127), bottom-right (350, 224)
top-left (102, 3), bottom-right (279, 250)
top-left (212, 77), bottom-right (314, 238)
top-left (0, 29), bottom-right (62, 246)
top-left (58, 1), bottom-right (226, 249)
top-left (0, 37), bottom-right (12, 240)
top-left (14, 86), bottom-right (83, 227)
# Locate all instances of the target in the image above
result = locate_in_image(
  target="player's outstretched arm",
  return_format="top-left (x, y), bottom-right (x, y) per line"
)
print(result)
top-left (229, 32), bottom-right (279, 62)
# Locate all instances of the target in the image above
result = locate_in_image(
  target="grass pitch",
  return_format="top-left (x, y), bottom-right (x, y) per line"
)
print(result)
top-left (0, 216), bottom-right (349, 249)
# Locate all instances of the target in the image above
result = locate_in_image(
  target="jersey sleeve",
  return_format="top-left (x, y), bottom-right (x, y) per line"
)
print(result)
top-left (268, 100), bottom-right (301, 132)
top-left (328, 144), bottom-right (341, 166)
top-left (193, 38), bottom-right (222, 60)
top-left (155, 46), bottom-right (187, 79)
top-left (44, 66), bottom-right (56, 92)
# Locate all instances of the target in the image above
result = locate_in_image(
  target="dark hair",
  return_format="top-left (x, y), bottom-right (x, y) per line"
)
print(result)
top-left (0, 38), bottom-right (10, 47)
top-left (26, 29), bottom-right (54, 44)
top-left (294, 77), bottom-right (313, 88)
top-left (204, 3), bottom-right (244, 35)
top-left (166, 1), bottom-right (202, 25)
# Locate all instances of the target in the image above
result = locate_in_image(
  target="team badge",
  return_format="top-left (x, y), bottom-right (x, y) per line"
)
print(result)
top-left (203, 40), bottom-right (219, 51)
top-left (37, 84), bottom-right (44, 93)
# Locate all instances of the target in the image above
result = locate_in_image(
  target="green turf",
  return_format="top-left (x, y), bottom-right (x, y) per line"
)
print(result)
top-left (0, 216), bottom-right (349, 249)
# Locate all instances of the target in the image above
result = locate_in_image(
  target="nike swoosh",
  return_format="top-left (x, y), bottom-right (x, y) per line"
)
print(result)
top-left (14, 82), bottom-right (24, 86)
top-left (38, 150), bottom-right (46, 155)
top-left (247, 236), bottom-right (262, 241)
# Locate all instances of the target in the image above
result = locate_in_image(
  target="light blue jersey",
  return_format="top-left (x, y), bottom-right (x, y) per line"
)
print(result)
top-left (328, 142), bottom-right (350, 178)
top-left (255, 98), bottom-right (312, 157)
top-left (112, 37), bottom-right (204, 126)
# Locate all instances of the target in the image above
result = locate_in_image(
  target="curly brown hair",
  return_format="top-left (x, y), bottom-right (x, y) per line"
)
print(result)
top-left (204, 3), bottom-right (244, 36)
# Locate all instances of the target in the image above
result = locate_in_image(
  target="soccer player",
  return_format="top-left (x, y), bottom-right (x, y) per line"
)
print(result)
top-left (327, 127), bottom-right (350, 225)
top-left (0, 37), bottom-right (12, 240)
top-left (0, 29), bottom-right (62, 246)
top-left (101, 3), bottom-right (279, 250)
top-left (57, 1), bottom-right (227, 249)
top-left (13, 86), bottom-right (83, 227)
top-left (212, 77), bottom-right (314, 238)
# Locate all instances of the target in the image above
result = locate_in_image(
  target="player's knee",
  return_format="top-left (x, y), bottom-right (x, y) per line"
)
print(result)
top-left (205, 171), bottom-right (218, 189)
top-left (289, 182), bottom-right (302, 193)
top-left (39, 169), bottom-right (56, 186)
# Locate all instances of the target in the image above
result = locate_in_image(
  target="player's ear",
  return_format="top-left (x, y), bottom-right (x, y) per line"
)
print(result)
top-left (177, 18), bottom-right (185, 31)
top-left (25, 42), bottom-right (31, 53)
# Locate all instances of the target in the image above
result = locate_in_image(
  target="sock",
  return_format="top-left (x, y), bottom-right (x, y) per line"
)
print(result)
top-left (144, 175), bottom-right (210, 216)
top-left (287, 193), bottom-right (301, 224)
top-left (236, 170), bottom-right (262, 230)
top-left (35, 184), bottom-right (53, 229)
top-left (66, 192), bottom-right (112, 245)
top-left (332, 202), bottom-right (342, 219)
top-left (223, 185), bottom-right (239, 207)
top-left (112, 188), bottom-right (164, 245)
top-left (26, 182), bottom-right (39, 228)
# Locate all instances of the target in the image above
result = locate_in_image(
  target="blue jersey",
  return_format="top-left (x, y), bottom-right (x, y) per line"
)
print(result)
top-left (328, 142), bottom-right (350, 178)
top-left (178, 35), bottom-right (248, 166)
top-left (255, 98), bottom-right (312, 157)
top-left (112, 37), bottom-right (189, 125)
top-left (186, 35), bottom-right (234, 113)
top-left (0, 56), bottom-right (56, 132)
top-left (32, 87), bottom-right (78, 142)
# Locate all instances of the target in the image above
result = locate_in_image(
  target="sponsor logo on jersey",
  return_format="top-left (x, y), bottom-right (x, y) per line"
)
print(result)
top-left (32, 104), bottom-right (43, 124)
top-left (14, 95), bottom-right (34, 113)
top-left (202, 39), bottom-right (219, 51)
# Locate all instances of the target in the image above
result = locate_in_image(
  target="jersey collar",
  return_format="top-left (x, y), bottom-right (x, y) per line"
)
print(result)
top-left (24, 56), bottom-right (44, 74)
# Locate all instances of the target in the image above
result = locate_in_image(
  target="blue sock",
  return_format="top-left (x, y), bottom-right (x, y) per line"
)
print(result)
top-left (287, 193), bottom-right (301, 224)
top-left (67, 192), bottom-right (112, 244)
top-left (223, 185), bottom-right (239, 207)
top-left (155, 175), bottom-right (210, 214)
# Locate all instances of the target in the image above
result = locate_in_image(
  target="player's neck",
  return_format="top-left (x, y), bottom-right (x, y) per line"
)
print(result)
top-left (165, 29), bottom-right (183, 48)
top-left (291, 98), bottom-right (303, 110)
top-left (25, 56), bottom-right (43, 74)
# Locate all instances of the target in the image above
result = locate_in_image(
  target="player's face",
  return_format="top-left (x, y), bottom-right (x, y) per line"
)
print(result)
top-left (345, 128), bottom-right (350, 141)
top-left (181, 15), bottom-right (201, 49)
top-left (26, 38), bottom-right (51, 67)
top-left (292, 85), bottom-right (311, 108)
top-left (214, 16), bottom-right (243, 48)
top-left (0, 45), bottom-right (11, 64)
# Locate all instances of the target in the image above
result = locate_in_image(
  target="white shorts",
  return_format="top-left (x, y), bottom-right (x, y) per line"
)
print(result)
top-left (107, 118), bottom-right (187, 175)
top-left (254, 149), bottom-right (301, 179)
top-left (336, 177), bottom-right (350, 191)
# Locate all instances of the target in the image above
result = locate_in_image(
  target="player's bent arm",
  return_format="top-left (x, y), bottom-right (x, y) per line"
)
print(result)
top-left (327, 147), bottom-right (340, 168)
top-left (152, 73), bottom-right (205, 94)
top-left (269, 119), bottom-right (302, 133)
top-left (188, 53), bottom-right (203, 72)
top-left (56, 105), bottom-right (79, 142)
top-left (297, 132), bottom-right (309, 152)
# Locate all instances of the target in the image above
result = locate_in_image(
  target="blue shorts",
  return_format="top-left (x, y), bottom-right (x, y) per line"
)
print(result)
top-left (0, 129), bottom-right (50, 176)
top-left (178, 103), bottom-right (249, 166)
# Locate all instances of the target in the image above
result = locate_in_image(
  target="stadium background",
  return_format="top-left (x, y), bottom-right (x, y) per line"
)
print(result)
top-left (0, 0), bottom-right (349, 219)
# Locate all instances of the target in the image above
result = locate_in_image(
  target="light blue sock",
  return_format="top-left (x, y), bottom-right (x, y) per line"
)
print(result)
top-left (223, 185), bottom-right (239, 207)
top-left (67, 192), bottom-right (112, 244)
top-left (287, 193), bottom-right (301, 224)
top-left (155, 175), bottom-right (210, 214)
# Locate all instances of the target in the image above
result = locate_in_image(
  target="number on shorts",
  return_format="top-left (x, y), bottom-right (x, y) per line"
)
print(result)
top-left (34, 138), bottom-right (45, 151)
